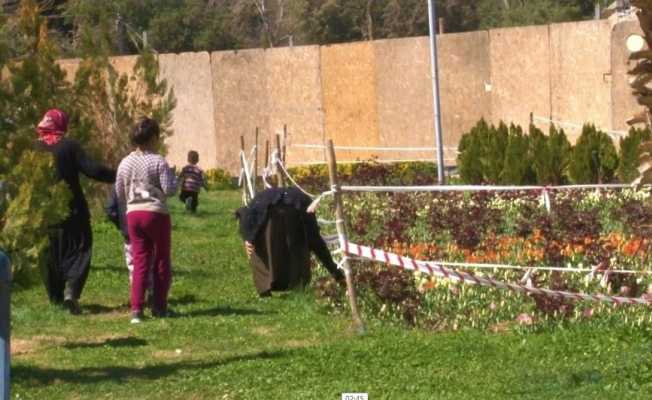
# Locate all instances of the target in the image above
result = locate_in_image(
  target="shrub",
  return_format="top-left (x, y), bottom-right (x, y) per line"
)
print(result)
top-left (500, 123), bottom-right (534, 185)
top-left (529, 124), bottom-right (571, 185)
top-left (458, 119), bottom-right (489, 184)
top-left (568, 124), bottom-right (619, 184)
top-left (0, 152), bottom-right (71, 284)
top-left (618, 127), bottom-right (651, 183)
top-left (287, 161), bottom-right (439, 193)
top-left (205, 168), bottom-right (237, 190)
top-left (0, 1), bottom-right (72, 282)
top-left (482, 121), bottom-right (509, 184)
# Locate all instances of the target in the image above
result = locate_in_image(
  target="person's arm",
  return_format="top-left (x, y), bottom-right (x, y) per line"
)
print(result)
top-left (74, 141), bottom-right (116, 183)
top-left (159, 158), bottom-right (178, 197)
top-left (304, 213), bottom-right (344, 282)
top-left (114, 163), bottom-right (128, 238)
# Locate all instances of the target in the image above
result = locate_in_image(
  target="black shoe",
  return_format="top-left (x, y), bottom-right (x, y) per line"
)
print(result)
top-left (259, 290), bottom-right (272, 298)
top-left (63, 298), bottom-right (81, 315)
top-left (152, 308), bottom-right (177, 318)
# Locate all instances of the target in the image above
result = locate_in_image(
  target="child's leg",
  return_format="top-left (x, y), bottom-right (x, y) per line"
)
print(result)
top-left (150, 214), bottom-right (172, 313)
top-left (127, 212), bottom-right (153, 314)
top-left (191, 192), bottom-right (199, 212)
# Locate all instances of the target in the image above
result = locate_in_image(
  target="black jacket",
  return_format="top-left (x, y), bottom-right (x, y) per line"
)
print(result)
top-left (38, 138), bottom-right (116, 223)
top-left (235, 187), bottom-right (313, 243)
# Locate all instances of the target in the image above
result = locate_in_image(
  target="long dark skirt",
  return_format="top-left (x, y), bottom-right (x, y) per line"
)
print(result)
top-left (249, 205), bottom-right (311, 294)
top-left (42, 217), bottom-right (93, 303)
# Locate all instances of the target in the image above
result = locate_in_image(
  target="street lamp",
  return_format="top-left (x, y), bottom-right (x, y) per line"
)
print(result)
top-left (427, 0), bottom-right (446, 185)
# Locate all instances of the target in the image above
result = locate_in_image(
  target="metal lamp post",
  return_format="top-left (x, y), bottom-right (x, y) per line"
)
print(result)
top-left (427, 0), bottom-right (446, 185)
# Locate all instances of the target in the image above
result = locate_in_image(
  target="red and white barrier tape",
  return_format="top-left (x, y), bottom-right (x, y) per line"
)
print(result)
top-left (343, 241), bottom-right (652, 306)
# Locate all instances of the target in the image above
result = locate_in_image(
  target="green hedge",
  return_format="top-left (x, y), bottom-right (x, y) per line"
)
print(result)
top-left (205, 168), bottom-right (238, 190)
top-left (457, 120), bottom-right (648, 185)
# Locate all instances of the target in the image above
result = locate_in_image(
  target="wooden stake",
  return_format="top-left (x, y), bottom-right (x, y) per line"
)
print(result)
top-left (326, 139), bottom-right (365, 334)
top-left (264, 140), bottom-right (270, 169)
top-left (276, 134), bottom-right (285, 188)
top-left (240, 136), bottom-right (247, 203)
top-left (254, 128), bottom-right (259, 194)
top-left (438, 17), bottom-right (445, 34)
top-left (282, 124), bottom-right (288, 165)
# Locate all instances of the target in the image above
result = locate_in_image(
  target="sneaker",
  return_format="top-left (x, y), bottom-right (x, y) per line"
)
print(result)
top-left (130, 311), bottom-right (144, 324)
top-left (63, 298), bottom-right (81, 315)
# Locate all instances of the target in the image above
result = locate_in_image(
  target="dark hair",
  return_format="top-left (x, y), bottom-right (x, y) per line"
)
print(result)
top-left (188, 150), bottom-right (199, 164)
top-left (131, 118), bottom-right (160, 146)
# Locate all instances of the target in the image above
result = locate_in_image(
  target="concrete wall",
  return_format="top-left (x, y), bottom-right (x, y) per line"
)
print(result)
top-left (489, 25), bottom-right (551, 131)
top-left (372, 33), bottom-right (491, 163)
top-left (159, 52), bottom-right (217, 169)
top-left (320, 42), bottom-right (380, 161)
top-left (265, 46), bottom-right (325, 166)
top-left (549, 20), bottom-right (613, 141)
top-left (53, 18), bottom-right (644, 174)
top-left (611, 19), bottom-right (647, 133)
top-left (211, 49), bottom-right (268, 174)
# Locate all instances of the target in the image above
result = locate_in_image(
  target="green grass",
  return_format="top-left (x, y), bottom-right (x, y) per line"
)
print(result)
top-left (10, 191), bottom-right (652, 399)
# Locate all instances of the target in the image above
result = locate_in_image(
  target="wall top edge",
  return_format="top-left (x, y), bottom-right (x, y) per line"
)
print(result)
top-left (56, 18), bottom-right (615, 64)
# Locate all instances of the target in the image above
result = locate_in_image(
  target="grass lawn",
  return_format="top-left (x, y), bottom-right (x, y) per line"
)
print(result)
top-left (10, 191), bottom-right (652, 399)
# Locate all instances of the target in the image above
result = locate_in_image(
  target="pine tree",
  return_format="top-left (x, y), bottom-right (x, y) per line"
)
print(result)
top-left (0, 0), bottom-right (72, 282)
top-left (618, 127), bottom-right (651, 183)
top-left (481, 121), bottom-right (509, 184)
top-left (500, 123), bottom-right (533, 185)
top-left (457, 119), bottom-right (489, 184)
top-left (568, 124), bottom-right (619, 184)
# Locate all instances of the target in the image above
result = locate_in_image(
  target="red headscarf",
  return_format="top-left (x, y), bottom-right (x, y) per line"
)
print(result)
top-left (37, 109), bottom-right (69, 146)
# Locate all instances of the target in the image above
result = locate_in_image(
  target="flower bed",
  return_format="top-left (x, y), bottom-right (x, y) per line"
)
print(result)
top-left (313, 186), bottom-right (652, 331)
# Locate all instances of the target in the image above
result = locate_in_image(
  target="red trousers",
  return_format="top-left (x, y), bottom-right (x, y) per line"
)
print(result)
top-left (127, 211), bottom-right (172, 313)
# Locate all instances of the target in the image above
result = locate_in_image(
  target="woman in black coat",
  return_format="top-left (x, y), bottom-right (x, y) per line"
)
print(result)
top-left (36, 109), bottom-right (116, 314)
top-left (236, 187), bottom-right (344, 297)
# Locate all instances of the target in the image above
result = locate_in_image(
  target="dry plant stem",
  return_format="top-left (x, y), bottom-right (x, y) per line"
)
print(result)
top-left (276, 134), bottom-right (285, 188)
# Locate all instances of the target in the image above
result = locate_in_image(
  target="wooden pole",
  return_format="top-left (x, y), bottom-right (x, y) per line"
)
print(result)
top-left (275, 134), bottom-right (285, 188)
top-left (282, 124), bottom-right (288, 165)
top-left (264, 140), bottom-right (270, 169)
top-left (240, 136), bottom-right (248, 203)
top-left (438, 17), bottom-right (445, 34)
top-left (254, 128), bottom-right (259, 194)
top-left (326, 139), bottom-right (365, 334)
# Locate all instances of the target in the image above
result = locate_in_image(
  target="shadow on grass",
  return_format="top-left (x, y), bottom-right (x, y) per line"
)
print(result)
top-left (14, 350), bottom-right (288, 386)
top-left (169, 294), bottom-right (200, 306)
top-left (94, 265), bottom-right (203, 278)
top-left (62, 336), bottom-right (148, 350)
top-left (84, 303), bottom-right (130, 315)
top-left (183, 305), bottom-right (273, 318)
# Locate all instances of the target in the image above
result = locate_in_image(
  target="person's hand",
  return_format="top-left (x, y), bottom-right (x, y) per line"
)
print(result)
top-left (244, 241), bottom-right (255, 258)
